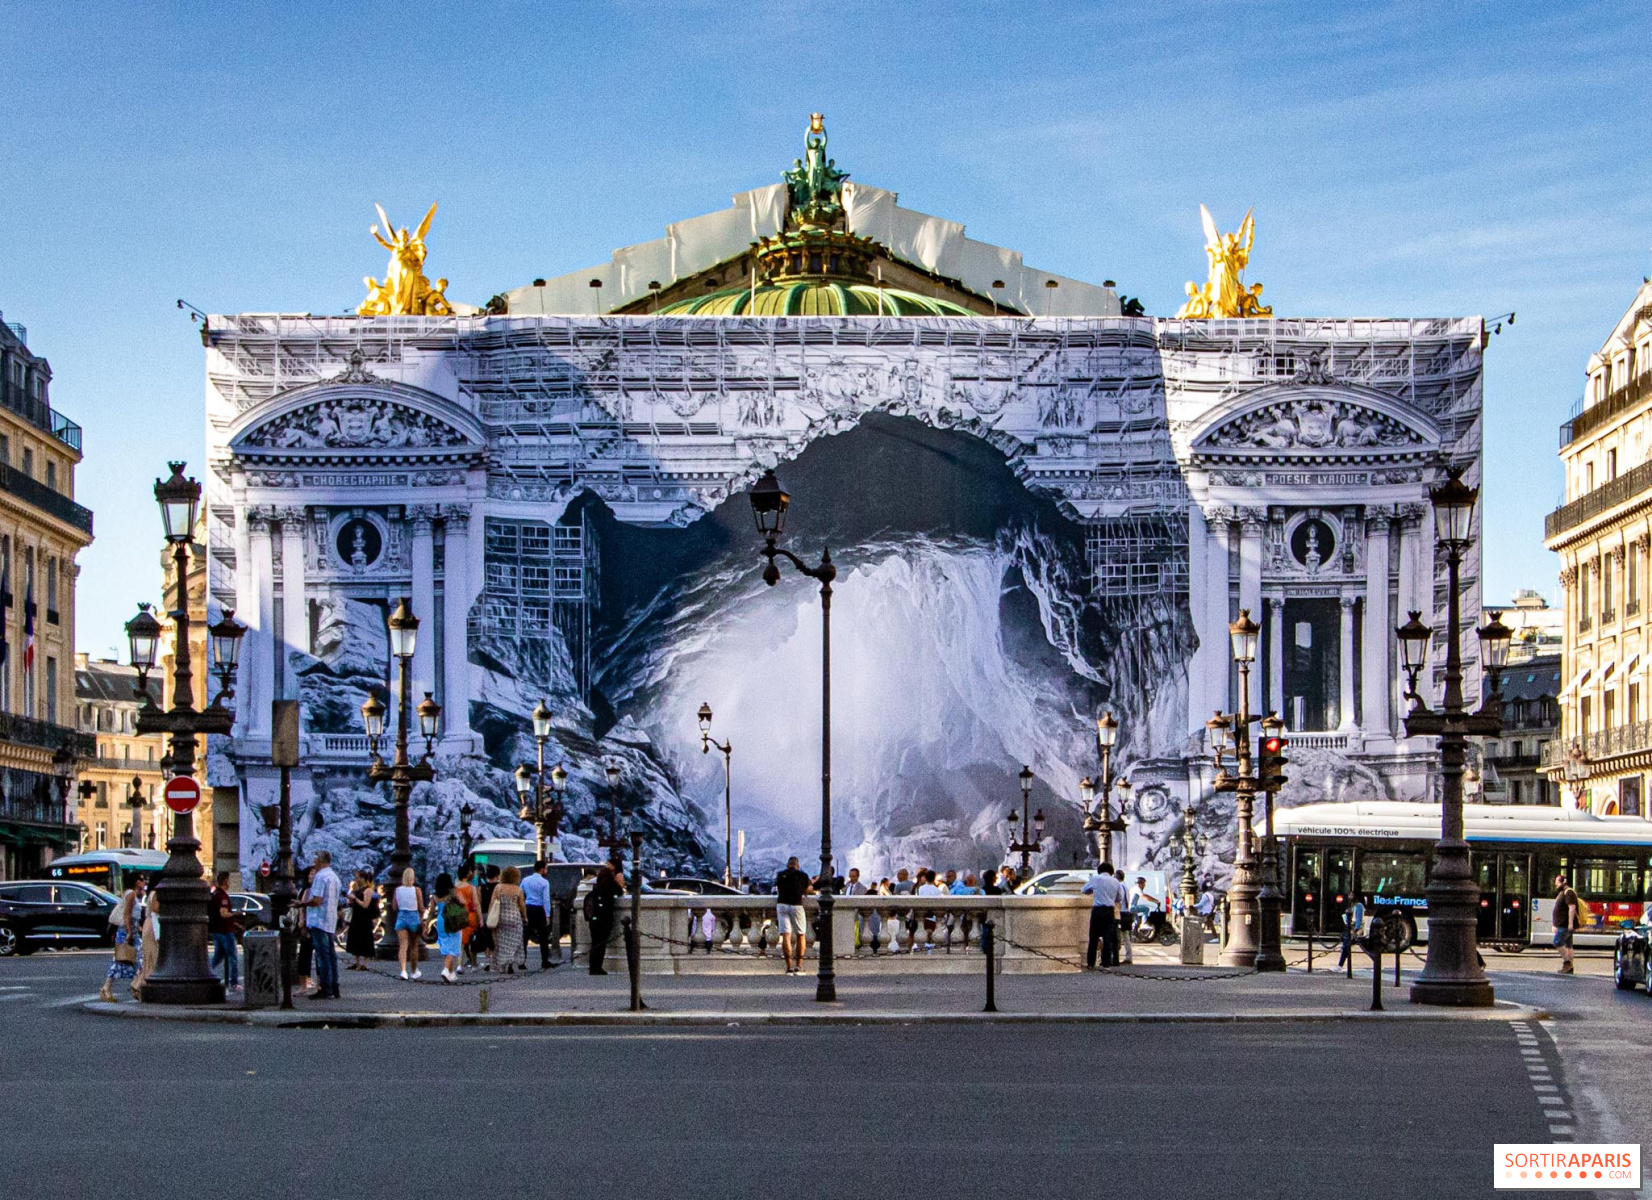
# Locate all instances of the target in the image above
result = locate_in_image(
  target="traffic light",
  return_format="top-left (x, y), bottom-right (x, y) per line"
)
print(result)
top-left (1260, 717), bottom-right (1289, 790)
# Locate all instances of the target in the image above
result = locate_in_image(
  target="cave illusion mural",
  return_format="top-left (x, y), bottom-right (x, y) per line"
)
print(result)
top-left (202, 117), bottom-right (1486, 888)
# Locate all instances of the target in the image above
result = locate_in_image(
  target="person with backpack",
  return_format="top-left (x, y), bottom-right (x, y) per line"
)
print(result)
top-left (1552, 873), bottom-right (1582, 975)
top-left (426, 873), bottom-right (466, 984)
top-left (471, 863), bottom-right (500, 971)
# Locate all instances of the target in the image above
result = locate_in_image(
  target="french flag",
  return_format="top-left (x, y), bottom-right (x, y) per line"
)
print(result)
top-left (23, 583), bottom-right (34, 673)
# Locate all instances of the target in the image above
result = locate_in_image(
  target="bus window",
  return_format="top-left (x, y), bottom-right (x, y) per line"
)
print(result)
top-left (1359, 851), bottom-right (1428, 908)
top-left (1573, 858), bottom-right (1644, 929)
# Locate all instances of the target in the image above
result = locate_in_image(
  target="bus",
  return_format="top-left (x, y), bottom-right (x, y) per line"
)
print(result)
top-left (45, 849), bottom-right (169, 895)
top-left (1269, 801), bottom-right (1652, 950)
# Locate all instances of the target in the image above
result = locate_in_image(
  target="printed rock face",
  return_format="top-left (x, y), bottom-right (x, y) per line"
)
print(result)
top-left (263, 415), bottom-right (1199, 884)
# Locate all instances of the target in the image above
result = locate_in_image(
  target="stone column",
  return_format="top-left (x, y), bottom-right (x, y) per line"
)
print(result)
top-left (279, 508), bottom-right (308, 698)
top-left (409, 506), bottom-right (437, 706)
top-left (246, 508), bottom-right (275, 740)
top-left (1339, 594), bottom-right (1357, 731)
top-left (1396, 504), bottom-right (1427, 725)
top-left (1202, 506), bottom-right (1234, 722)
top-left (1239, 510), bottom-right (1265, 631)
top-left (1362, 510), bottom-right (1393, 740)
top-left (1267, 597), bottom-right (1285, 722)
top-left (442, 509), bottom-right (472, 742)
top-left (1187, 504), bottom-right (1210, 735)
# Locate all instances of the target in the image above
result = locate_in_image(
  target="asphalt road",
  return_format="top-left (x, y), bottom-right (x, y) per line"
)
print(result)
top-left (0, 952), bottom-right (1626, 1200)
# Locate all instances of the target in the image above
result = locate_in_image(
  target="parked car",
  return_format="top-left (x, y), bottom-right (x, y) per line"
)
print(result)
top-left (1614, 919), bottom-right (1651, 992)
top-left (0, 880), bottom-right (119, 955)
top-left (1014, 870), bottom-right (1094, 896)
top-left (653, 876), bottom-right (743, 896)
top-left (229, 892), bottom-right (275, 937)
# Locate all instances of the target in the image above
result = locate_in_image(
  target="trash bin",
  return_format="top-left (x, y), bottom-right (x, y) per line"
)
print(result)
top-left (242, 930), bottom-right (280, 1008)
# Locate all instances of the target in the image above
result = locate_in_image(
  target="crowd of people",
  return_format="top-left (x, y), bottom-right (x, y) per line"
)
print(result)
top-left (97, 851), bottom-right (1598, 998)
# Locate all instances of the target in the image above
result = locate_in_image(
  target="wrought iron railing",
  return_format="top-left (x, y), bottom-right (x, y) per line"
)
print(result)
top-left (0, 382), bottom-right (82, 452)
top-left (1546, 457), bottom-right (1652, 541)
top-left (1542, 722), bottom-right (1652, 766)
top-left (0, 712), bottom-right (96, 758)
top-left (0, 463), bottom-right (92, 534)
top-left (1560, 368), bottom-right (1652, 447)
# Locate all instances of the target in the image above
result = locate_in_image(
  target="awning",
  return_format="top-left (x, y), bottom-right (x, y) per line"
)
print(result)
top-left (1557, 667), bottom-right (1591, 701)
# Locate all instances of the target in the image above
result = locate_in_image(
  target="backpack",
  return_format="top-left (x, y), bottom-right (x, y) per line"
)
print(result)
top-left (441, 896), bottom-right (469, 933)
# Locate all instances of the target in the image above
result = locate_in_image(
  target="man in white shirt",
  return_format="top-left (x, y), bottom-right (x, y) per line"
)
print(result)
top-left (298, 850), bottom-right (342, 1000)
top-left (1081, 862), bottom-right (1126, 968)
top-left (520, 861), bottom-right (554, 970)
top-left (915, 869), bottom-right (945, 951)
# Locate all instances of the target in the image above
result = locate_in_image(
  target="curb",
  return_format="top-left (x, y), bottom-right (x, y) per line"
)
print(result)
top-left (79, 1000), bottom-right (1550, 1029)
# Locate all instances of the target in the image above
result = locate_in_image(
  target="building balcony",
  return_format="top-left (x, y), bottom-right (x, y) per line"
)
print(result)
top-left (1546, 457), bottom-right (1652, 543)
top-left (1560, 367), bottom-right (1652, 448)
top-left (1542, 722), bottom-right (1652, 768)
top-left (1579, 614), bottom-right (1592, 633)
top-left (1603, 608), bottom-right (1617, 625)
top-left (1631, 600), bottom-right (1643, 618)
top-left (0, 712), bottom-right (96, 759)
top-left (0, 792), bottom-right (70, 827)
top-left (0, 463), bottom-right (92, 536)
top-left (1485, 752), bottom-right (1543, 769)
top-left (0, 382), bottom-right (82, 454)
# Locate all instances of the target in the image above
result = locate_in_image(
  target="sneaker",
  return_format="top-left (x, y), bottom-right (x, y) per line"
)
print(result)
top-left (440, 968), bottom-right (456, 984)
top-left (411, 970), bottom-right (423, 980)
top-left (399, 969), bottom-right (409, 980)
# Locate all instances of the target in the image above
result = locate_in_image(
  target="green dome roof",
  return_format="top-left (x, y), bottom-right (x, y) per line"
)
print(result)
top-left (657, 281), bottom-right (976, 317)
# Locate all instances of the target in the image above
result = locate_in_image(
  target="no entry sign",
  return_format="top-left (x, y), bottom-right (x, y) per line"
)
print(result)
top-left (163, 776), bottom-right (202, 814)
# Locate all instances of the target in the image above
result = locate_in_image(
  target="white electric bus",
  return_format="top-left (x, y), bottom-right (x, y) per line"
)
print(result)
top-left (1267, 801), bottom-right (1652, 950)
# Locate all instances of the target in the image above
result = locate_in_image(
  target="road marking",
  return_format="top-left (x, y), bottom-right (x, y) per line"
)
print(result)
top-left (42, 992), bottom-right (101, 1008)
top-left (0, 985), bottom-right (29, 991)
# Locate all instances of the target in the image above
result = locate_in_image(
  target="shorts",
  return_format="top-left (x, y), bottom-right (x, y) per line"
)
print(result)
top-left (1552, 927), bottom-right (1573, 948)
top-left (395, 910), bottom-right (421, 932)
top-left (775, 903), bottom-right (806, 937)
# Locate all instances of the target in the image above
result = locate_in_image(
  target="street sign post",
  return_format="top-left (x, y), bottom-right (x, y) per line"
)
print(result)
top-left (163, 776), bottom-right (202, 815)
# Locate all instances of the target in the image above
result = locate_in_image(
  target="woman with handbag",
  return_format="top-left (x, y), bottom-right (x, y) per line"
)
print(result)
top-left (472, 864), bottom-right (499, 971)
top-left (453, 862), bottom-right (481, 975)
top-left (426, 873), bottom-right (466, 984)
top-left (491, 866), bottom-right (527, 975)
top-left (345, 869), bottom-right (379, 970)
top-left (99, 874), bottom-right (146, 1002)
top-left (133, 888), bottom-right (162, 995)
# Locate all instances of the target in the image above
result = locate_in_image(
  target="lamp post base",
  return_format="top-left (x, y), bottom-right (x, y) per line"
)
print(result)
top-left (1408, 978), bottom-right (1496, 1007)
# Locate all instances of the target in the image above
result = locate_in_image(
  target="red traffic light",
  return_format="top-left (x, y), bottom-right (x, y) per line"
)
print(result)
top-left (1263, 736), bottom-right (1287, 755)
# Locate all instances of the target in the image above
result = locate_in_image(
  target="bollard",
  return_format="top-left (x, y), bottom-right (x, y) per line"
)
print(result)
top-left (1306, 931), bottom-right (1314, 974)
top-left (982, 918), bottom-right (997, 1013)
top-left (1345, 932), bottom-right (1354, 980)
top-left (1394, 943), bottom-right (1402, 987)
top-left (478, 985), bottom-right (490, 1014)
top-left (623, 916), bottom-right (643, 1012)
top-left (1365, 917), bottom-right (1385, 1011)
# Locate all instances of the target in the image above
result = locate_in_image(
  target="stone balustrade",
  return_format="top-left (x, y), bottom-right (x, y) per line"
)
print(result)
top-left (615, 894), bottom-right (1092, 974)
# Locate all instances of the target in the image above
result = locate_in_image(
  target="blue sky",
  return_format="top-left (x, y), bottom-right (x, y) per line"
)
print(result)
top-left (1, 1), bottom-right (1648, 655)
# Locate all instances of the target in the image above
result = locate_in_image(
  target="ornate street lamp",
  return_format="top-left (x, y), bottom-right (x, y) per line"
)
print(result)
top-left (365, 597), bottom-right (436, 957)
top-left (1007, 764), bottom-right (1046, 876)
top-left (459, 801), bottom-right (475, 864)
top-left (1210, 609), bottom-right (1264, 968)
top-left (515, 698), bottom-right (565, 861)
top-left (599, 759), bottom-right (627, 853)
top-left (749, 467), bottom-right (840, 1003)
top-left (698, 701), bottom-right (735, 885)
top-left (1400, 467), bottom-right (1500, 1007)
top-left (1084, 712), bottom-right (1129, 866)
top-left (132, 463), bottom-right (246, 1004)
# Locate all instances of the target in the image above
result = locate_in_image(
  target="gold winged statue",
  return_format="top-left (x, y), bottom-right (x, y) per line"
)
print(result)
top-left (1175, 204), bottom-right (1272, 318)
top-left (359, 202), bottom-right (454, 316)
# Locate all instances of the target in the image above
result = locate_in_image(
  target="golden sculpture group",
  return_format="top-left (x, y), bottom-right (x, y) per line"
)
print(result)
top-left (359, 202), bottom-right (454, 317)
top-left (1175, 204), bottom-right (1272, 319)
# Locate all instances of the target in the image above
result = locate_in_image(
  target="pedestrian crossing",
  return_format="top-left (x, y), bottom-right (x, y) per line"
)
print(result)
top-left (1510, 1020), bottom-right (1575, 1139)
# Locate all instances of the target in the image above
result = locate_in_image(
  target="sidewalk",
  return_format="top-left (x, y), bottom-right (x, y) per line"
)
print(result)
top-left (82, 942), bottom-right (1548, 1027)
